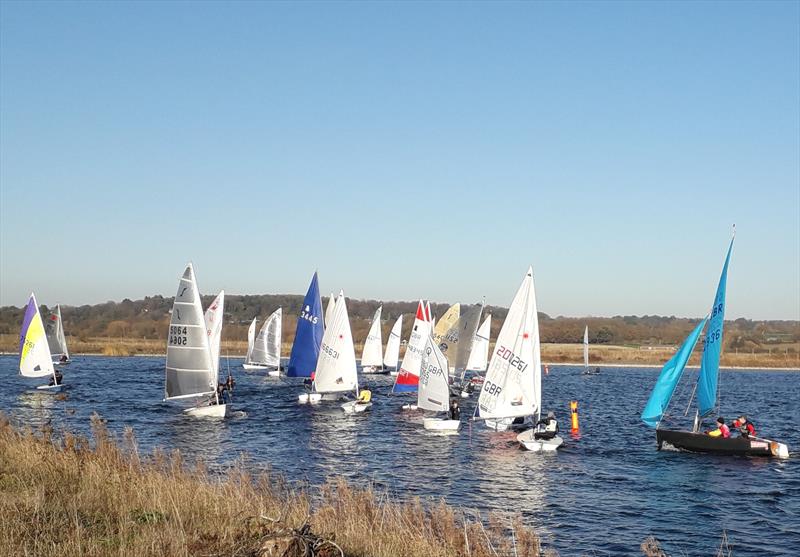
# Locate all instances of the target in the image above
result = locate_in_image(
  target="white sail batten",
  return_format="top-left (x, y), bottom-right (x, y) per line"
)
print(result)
top-left (165, 264), bottom-right (216, 400)
top-left (383, 315), bottom-right (403, 368)
top-left (361, 306), bottom-right (383, 368)
top-left (477, 267), bottom-right (541, 420)
top-left (313, 291), bottom-right (358, 394)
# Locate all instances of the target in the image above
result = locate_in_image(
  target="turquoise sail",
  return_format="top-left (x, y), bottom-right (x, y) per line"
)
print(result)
top-left (641, 317), bottom-right (708, 428)
top-left (697, 236), bottom-right (734, 417)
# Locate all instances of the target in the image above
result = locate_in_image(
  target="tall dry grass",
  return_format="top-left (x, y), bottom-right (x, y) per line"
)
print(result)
top-left (0, 413), bottom-right (553, 557)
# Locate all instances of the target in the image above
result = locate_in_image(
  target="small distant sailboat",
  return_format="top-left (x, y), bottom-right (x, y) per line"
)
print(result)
top-left (287, 272), bottom-right (324, 378)
top-left (419, 334), bottom-right (460, 431)
top-left (384, 315), bottom-right (403, 375)
top-left (642, 232), bottom-right (789, 458)
top-left (45, 304), bottom-right (70, 365)
top-left (475, 267), bottom-right (554, 443)
top-left (298, 291), bottom-right (362, 410)
top-left (361, 306), bottom-right (386, 374)
top-left (19, 293), bottom-right (63, 392)
top-left (393, 300), bottom-right (430, 396)
top-left (582, 326), bottom-right (599, 375)
top-left (466, 314), bottom-right (491, 373)
top-left (164, 264), bottom-right (226, 418)
top-left (243, 308), bottom-right (282, 376)
top-left (442, 301), bottom-right (484, 387)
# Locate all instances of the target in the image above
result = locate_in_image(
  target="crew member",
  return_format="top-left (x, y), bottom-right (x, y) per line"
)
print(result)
top-left (534, 411), bottom-right (559, 440)
top-left (731, 415), bottom-right (756, 438)
top-left (449, 399), bottom-right (461, 420)
top-left (357, 389), bottom-right (372, 404)
top-left (707, 417), bottom-right (731, 438)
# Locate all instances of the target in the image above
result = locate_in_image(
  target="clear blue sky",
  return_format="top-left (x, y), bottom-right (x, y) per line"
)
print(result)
top-left (1, 1), bottom-right (798, 320)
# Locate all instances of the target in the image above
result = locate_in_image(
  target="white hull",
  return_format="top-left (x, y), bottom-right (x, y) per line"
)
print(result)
top-left (36, 384), bottom-right (64, 393)
top-left (389, 370), bottom-right (399, 377)
top-left (242, 363), bottom-right (269, 370)
top-left (184, 404), bottom-right (227, 418)
top-left (299, 392), bottom-right (346, 404)
top-left (361, 366), bottom-right (387, 374)
top-left (342, 400), bottom-right (372, 413)
top-left (401, 403), bottom-right (419, 411)
top-left (423, 418), bottom-right (460, 431)
top-left (516, 429), bottom-right (563, 452)
top-left (267, 369), bottom-right (281, 377)
top-left (483, 417), bottom-right (533, 432)
top-left (53, 360), bottom-right (71, 366)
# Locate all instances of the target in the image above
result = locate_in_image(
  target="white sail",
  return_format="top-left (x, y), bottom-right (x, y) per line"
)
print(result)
top-left (325, 292), bottom-right (336, 328)
top-left (417, 334), bottom-right (450, 412)
top-left (313, 291), bottom-right (358, 394)
top-left (204, 291), bottom-right (225, 379)
top-left (19, 293), bottom-right (55, 378)
top-left (383, 314), bottom-right (403, 368)
top-left (432, 303), bottom-right (460, 346)
top-left (442, 302), bottom-right (484, 382)
top-left (165, 264), bottom-right (215, 400)
top-left (45, 304), bottom-right (69, 361)
top-left (477, 267), bottom-right (541, 420)
top-left (264, 308), bottom-right (282, 367)
top-left (361, 306), bottom-right (383, 368)
top-left (245, 318), bottom-right (257, 362)
top-left (393, 301), bottom-right (430, 392)
top-left (583, 325), bottom-right (589, 369)
top-left (466, 314), bottom-right (491, 372)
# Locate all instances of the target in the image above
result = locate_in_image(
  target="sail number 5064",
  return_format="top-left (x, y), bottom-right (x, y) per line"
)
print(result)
top-left (169, 325), bottom-right (188, 346)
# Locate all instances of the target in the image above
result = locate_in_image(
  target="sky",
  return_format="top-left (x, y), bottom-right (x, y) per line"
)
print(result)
top-left (1, 1), bottom-right (798, 320)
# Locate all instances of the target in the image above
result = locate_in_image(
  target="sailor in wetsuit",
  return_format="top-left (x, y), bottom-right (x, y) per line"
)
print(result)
top-left (449, 399), bottom-right (461, 420)
top-left (534, 411), bottom-right (559, 440)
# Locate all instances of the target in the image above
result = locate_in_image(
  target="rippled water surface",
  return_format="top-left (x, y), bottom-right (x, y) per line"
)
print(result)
top-left (1, 356), bottom-right (798, 556)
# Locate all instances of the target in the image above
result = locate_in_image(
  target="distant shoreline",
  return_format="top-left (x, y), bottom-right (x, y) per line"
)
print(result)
top-left (1, 351), bottom-right (796, 371)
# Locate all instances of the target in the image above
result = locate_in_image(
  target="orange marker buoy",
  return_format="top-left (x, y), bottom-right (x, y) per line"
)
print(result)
top-left (570, 400), bottom-right (579, 433)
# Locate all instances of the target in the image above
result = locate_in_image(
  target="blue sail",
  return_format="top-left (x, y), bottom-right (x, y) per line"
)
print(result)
top-left (697, 236), bottom-right (734, 417)
top-left (641, 317), bottom-right (708, 428)
top-left (286, 272), bottom-right (324, 377)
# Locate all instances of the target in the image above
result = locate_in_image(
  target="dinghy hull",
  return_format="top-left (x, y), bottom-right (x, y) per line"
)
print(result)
top-left (341, 401), bottom-right (372, 413)
top-left (242, 363), bottom-right (269, 370)
top-left (36, 384), bottom-right (64, 393)
top-left (656, 429), bottom-right (789, 459)
top-left (423, 418), bottom-right (460, 431)
top-left (184, 404), bottom-right (226, 418)
top-left (516, 429), bottom-right (563, 452)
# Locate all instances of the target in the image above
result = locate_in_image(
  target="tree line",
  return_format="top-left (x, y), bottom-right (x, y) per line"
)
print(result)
top-left (1, 294), bottom-right (797, 353)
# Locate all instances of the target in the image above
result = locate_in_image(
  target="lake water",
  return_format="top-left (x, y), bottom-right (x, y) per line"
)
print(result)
top-left (1, 355), bottom-right (798, 556)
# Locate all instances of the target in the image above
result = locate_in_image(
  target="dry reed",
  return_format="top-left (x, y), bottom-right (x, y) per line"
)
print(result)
top-left (0, 413), bottom-right (554, 557)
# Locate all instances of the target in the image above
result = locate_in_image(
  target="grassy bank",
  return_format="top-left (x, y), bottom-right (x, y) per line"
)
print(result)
top-left (0, 413), bottom-right (552, 557)
top-left (1, 334), bottom-right (797, 368)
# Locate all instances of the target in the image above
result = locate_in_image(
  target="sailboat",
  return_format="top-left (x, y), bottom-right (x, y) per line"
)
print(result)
top-left (466, 314), bottom-right (491, 373)
top-left (19, 293), bottom-right (62, 392)
top-left (582, 326), bottom-right (599, 375)
top-left (442, 301), bottom-right (484, 387)
top-left (475, 267), bottom-right (552, 439)
top-left (204, 290), bottom-right (225, 384)
top-left (324, 292), bottom-right (336, 328)
top-left (419, 334), bottom-right (460, 431)
top-left (287, 272), bottom-right (324, 379)
top-left (243, 308), bottom-right (282, 375)
top-left (164, 264), bottom-right (226, 418)
top-left (298, 291), bottom-right (361, 409)
top-left (432, 303), bottom-right (460, 348)
top-left (361, 306), bottom-right (385, 374)
top-left (642, 233), bottom-right (789, 459)
top-left (393, 300), bottom-right (430, 399)
top-left (384, 314), bottom-right (403, 375)
top-left (45, 304), bottom-right (70, 365)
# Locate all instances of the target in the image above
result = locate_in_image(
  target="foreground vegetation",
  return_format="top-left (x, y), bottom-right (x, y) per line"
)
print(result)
top-left (0, 413), bottom-right (550, 557)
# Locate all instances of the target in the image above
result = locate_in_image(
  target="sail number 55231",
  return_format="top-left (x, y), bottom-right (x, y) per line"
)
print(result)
top-left (169, 325), bottom-right (188, 346)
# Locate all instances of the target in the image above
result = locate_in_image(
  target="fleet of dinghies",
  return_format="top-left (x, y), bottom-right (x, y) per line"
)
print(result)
top-left (13, 244), bottom-right (790, 458)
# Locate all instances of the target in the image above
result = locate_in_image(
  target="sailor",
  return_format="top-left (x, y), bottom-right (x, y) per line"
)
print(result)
top-left (59, 354), bottom-right (68, 364)
top-left (534, 411), bottom-right (559, 440)
top-left (303, 371), bottom-right (316, 390)
top-left (214, 383), bottom-right (227, 405)
top-left (357, 389), bottom-right (372, 404)
top-left (449, 399), bottom-right (461, 420)
top-left (49, 369), bottom-right (63, 386)
top-left (731, 415), bottom-right (756, 438)
top-left (225, 374), bottom-right (235, 391)
top-left (706, 417), bottom-right (731, 438)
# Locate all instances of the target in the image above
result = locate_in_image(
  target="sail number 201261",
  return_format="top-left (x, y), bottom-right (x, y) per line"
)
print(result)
top-left (169, 325), bottom-right (189, 346)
